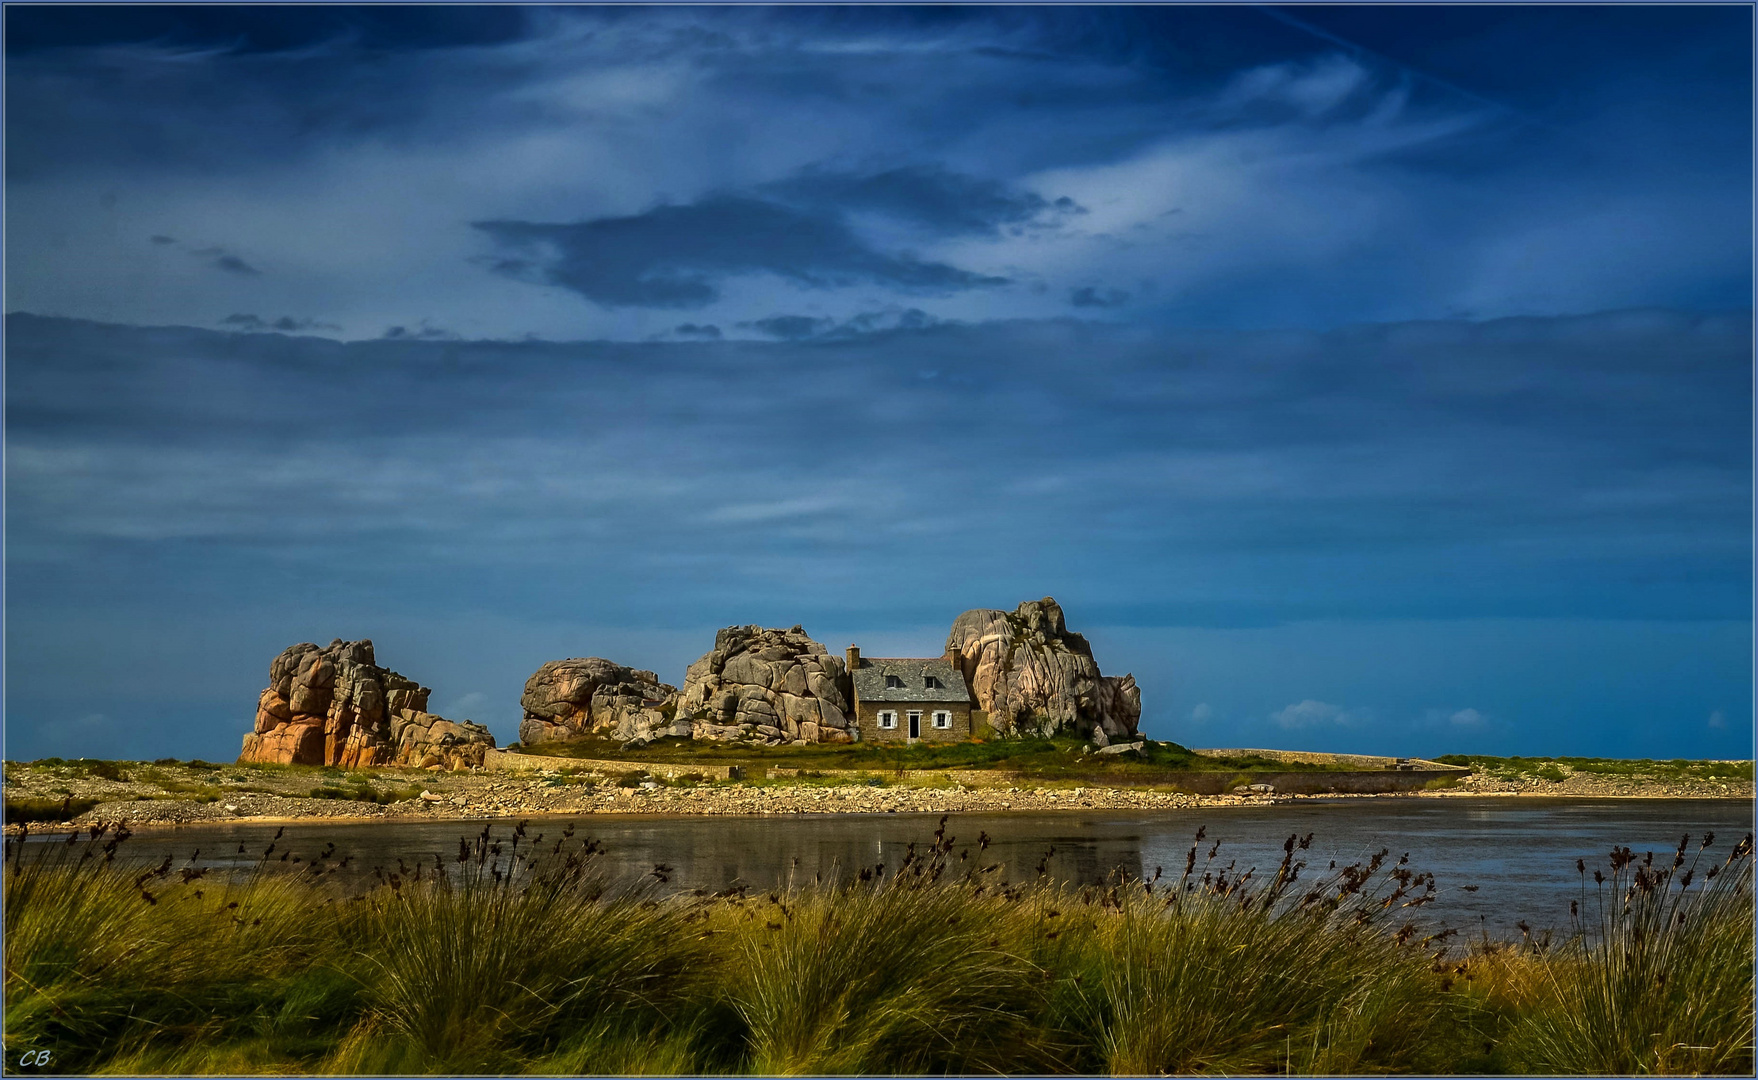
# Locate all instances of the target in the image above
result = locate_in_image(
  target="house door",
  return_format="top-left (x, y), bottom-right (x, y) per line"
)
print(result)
top-left (908, 711), bottom-right (921, 739)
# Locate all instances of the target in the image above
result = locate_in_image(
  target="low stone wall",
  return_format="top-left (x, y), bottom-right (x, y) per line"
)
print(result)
top-left (1154, 768), bottom-right (1466, 796)
top-left (768, 766), bottom-right (1008, 786)
top-left (481, 749), bottom-right (744, 780)
top-left (1193, 748), bottom-right (1467, 772)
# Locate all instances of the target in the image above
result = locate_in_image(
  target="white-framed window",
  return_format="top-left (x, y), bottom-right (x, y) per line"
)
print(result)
top-left (932, 710), bottom-right (952, 729)
top-left (878, 711), bottom-right (897, 730)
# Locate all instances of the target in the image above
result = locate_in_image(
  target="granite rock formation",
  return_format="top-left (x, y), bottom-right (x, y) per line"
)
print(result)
top-left (239, 639), bottom-right (495, 769)
top-left (945, 597), bottom-right (1141, 743)
top-left (519, 658), bottom-right (682, 746)
top-left (676, 625), bottom-right (855, 744)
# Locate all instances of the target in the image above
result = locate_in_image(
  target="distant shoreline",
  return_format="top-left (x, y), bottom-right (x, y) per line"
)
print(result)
top-left (5, 750), bottom-right (1750, 835)
top-left (4, 764), bottom-right (1750, 834)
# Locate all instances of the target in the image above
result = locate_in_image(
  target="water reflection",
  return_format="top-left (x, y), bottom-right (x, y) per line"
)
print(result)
top-left (18, 797), bottom-right (1750, 939)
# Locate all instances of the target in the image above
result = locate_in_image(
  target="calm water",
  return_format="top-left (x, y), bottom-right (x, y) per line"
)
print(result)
top-left (22, 797), bottom-right (1753, 937)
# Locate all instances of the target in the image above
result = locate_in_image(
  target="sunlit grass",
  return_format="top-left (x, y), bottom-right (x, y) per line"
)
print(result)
top-left (1434, 754), bottom-right (1754, 785)
top-left (3, 818), bottom-right (1751, 1075)
top-left (508, 733), bottom-right (1379, 788)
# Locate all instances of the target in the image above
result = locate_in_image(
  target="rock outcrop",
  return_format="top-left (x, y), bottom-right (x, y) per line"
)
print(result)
top-left (676, 625), bottom-right (855, 744)
top-left (239, 639), bottom-right (495, 769)
top-left (945, 597), bottom-right (1141, 743)
top-left (519, 658), bottom-right (682, 746)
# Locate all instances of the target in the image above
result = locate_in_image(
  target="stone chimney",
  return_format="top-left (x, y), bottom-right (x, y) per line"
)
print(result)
top-left (846, 644), bottom-right (861, 672)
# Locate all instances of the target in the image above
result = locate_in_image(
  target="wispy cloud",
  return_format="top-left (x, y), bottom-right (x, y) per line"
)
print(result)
top-left (8, 308), bottom-right (1746, 629)
top-left (206, 251), bottom-right (261, 276)
top-left (7, 7), bottom-right (1744, 338)
top-left (472, 182), bottom-right (1018, 310)
top-left (221, 313), bottom-right (340, 333)
top-left (1271, 699), bottom-right (1369, 729)
top-left (1217, 54), bottom-right (1374, 117)
top-left (1069, 286), bottom-right (1128, 309)
top-left (703, 495), bottom-right (850, 525)
top-left (743, 307), bottom-right (942, 340)
top-left (436, 690), bottom-right (490, 720)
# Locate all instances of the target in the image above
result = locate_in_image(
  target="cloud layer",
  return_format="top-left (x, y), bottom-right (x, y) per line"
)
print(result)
top-left (3, 7), bottom-right (1750, 761)
top-left (5, 6), bottom-right (1749, 339)
top-left (8, 307), bottom-right (1747, 626)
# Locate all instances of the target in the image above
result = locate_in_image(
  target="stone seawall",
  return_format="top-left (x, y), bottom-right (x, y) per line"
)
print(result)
top-left (1192, 748), bottom-right (1466, 771)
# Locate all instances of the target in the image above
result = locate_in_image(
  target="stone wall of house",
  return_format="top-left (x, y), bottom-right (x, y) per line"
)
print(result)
top-left (854, 699), bottom-right (971, 743)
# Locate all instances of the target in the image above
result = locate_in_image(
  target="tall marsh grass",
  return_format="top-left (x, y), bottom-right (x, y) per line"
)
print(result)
top-left (3, 818), bottom-right (1751, 1075)
top-left (1496, 832), bottom-right (1756, 1075)
top-left (1091, 835), bottom-right (1454, 1074)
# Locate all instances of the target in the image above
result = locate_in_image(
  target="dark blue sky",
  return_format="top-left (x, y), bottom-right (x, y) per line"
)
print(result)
top-left (4, 5), bottom-right (1752, 761)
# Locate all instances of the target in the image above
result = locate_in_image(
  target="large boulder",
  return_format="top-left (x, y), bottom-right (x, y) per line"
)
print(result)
top-left (945, 597), bottom-right (1141, 742)
top-left (675, 625), bottom-right (854, 744)
top-left (239, 639), bottom-right (495, 769)
top-left (519, 658), bottom-right (681, 746)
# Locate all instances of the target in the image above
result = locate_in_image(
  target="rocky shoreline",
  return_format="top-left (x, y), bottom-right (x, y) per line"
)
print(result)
top-left (1443, 771), bottom-right (1753, 800)
top-left (4, 759), bottom-right (1749, 832)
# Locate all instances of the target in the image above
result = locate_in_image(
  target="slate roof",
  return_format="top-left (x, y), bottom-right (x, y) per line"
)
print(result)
top-left (851, 657), bottom-right (971, 704)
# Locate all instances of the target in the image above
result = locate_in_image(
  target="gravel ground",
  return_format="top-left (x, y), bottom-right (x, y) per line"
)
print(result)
top-left (3, 758), bottom-right (1749, 832)
top-left (1441, 769), bottom-right (1752, 800)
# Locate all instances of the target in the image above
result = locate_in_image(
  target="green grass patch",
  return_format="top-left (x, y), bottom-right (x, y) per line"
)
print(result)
top-left (157, 780), bottom-right (225, 802)
top-left (514, 734), bottom-right (1365, 786)
top-left (1435, 755), bottom-right (1754, 784)
top-left (223, 761), bottom-right (392, 783)
top-left (306, 784), bottom-right (423, 805)
top-left (4, 796), bottom-right (103, 823)
top-left (21, 758), bottom-right (134, 782)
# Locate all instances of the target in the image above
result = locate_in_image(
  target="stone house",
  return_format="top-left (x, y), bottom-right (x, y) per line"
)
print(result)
top-left (846, 646), bottom-right (972, 743)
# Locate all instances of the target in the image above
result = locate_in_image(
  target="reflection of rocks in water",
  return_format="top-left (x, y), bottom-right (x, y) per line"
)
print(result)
top-left (986, 833), bottom-right (1145, 887)
top-left (1062, 838), bottom-right (1146, 886)
top-left (45, 804), bottom-right (1752, 940)
top-left (50, 814), bottom-right (1158, 894)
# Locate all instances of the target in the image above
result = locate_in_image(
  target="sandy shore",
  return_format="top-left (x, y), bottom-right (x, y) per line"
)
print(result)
top-left (4, 757), bottom-right (1749, 832)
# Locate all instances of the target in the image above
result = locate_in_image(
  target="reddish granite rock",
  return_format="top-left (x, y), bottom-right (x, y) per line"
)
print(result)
top-left (239, 638), bottom-right (494, 769)
top-left (240, 719), bottom-right (324, 765)
top-left (519, 658), bottom-right (681, 746)
top-left (254, 688), bottom-right (292, 733)
top-left (945, 597), bottom-right (1142, 743)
